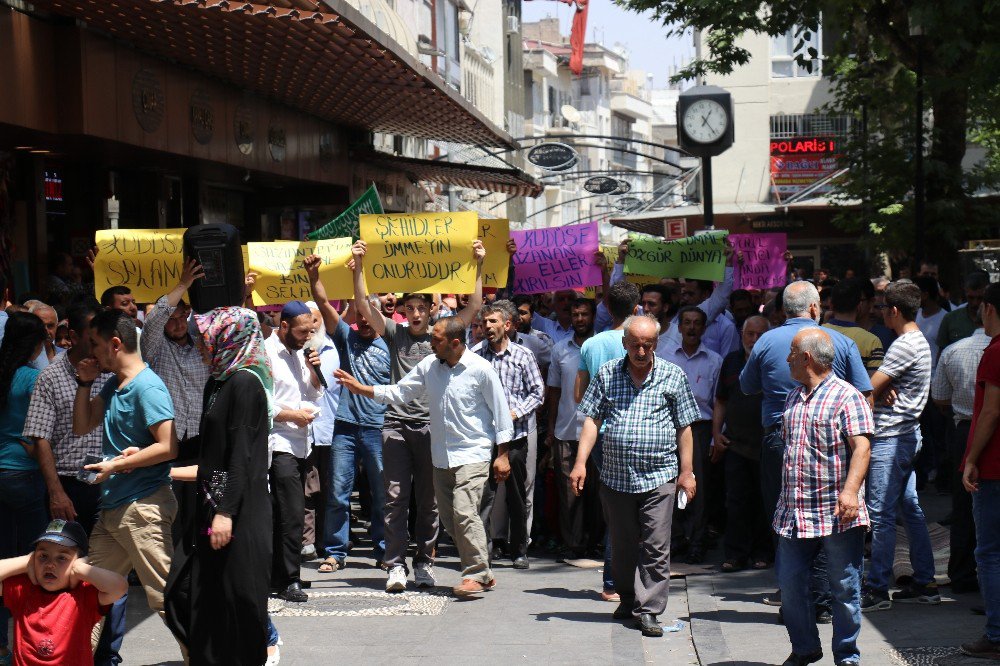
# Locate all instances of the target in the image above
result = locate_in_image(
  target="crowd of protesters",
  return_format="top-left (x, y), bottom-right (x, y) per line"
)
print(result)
top-left (0, 239), bottom-right (998, 665)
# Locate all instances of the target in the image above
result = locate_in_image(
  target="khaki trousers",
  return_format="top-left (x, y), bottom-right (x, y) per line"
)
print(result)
top-left (89, 484), bottom-right (177, 645)
top-left (433, 461), bottom-right (493, 584)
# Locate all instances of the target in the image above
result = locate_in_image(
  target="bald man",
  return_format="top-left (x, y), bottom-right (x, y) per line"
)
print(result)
top-left (776, 328), bottom-right (873, 666)
top-left (572, 315), bottom-right (700, 638)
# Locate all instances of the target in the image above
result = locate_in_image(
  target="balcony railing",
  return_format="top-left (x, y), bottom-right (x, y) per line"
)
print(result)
top-left (461, 48), bottom-right (498, 124)
top-left (770, 114), bottom-right (852, 139)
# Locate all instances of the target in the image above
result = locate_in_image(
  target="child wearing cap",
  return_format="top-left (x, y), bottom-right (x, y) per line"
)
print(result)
top-left (0, 520), bottom-right (128, 665)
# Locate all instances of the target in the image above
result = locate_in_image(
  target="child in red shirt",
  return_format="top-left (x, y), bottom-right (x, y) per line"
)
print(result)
top-left (0, 520), bottom-right (128, 665)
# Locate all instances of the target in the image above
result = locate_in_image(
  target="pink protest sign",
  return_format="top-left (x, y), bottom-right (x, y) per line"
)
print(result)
top-left (511, 222), bottom-right (602, 294)
top-left (730, 233), bottom-right (787, 290)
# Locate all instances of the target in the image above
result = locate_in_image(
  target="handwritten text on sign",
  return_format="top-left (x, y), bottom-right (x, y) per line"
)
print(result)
top-left (625, 231), bottom-right (729, 282)
top-left (478, 218), bottom-right (510, 289)
top-left (93, 229), bottom-right (185, 303)
top-left (360, 212), bottom-right (477, 294)
top-left (511, 222), bottom-right (601, 294)
top-left (247, 238), bottom-right (353, 305)
top-left (730, 233), bottom-right (787, 290)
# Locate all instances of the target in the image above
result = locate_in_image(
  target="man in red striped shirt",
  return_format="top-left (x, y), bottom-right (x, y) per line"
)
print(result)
top-left (776, 328), bottom-right (874, 666)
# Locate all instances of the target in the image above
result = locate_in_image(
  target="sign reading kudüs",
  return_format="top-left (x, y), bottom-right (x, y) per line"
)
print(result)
top-left (527, 142), bottom-right (578, 171)
top-left (93, 228), bottom-right (186, 303)
top-left (584, 176), bottom-right (620, 195)
top-left (510, 222), bottom-right (601, 294)
top-left (359, 212), bottom-right (477, 294)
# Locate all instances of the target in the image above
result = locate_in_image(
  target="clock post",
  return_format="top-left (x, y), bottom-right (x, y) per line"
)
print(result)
top-left (676, 85), bottom-right (735, 230)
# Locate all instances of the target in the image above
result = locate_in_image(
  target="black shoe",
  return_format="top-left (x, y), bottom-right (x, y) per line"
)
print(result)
top-left (781, 650), bottom-right (823, 666)
top-left (685, 548), bottom-right (705, 565)
top-left (763, 589), bottom-right (782, 606)
top-left (892, 581), bottom-right (941, 605)
top-left (972, 606), bottom-right (987, 616)
top-left (835, 661), bottom-right (860, 666)
top-left (951, 580), bottom-right (980, 594)
top-left (491, 546), bottom-right (507, 561)
top-left (815, 607), bottom-right (832, 624)
top-left (961, 636), bottom-right (1000, 659)
top-left (512, 556), bottom-right (530, 570)
top-left (777, 607), bottom-right (784, 625)
top-left (859, 587), bottom-right (891, 612)
top-left (613, 601), bottom-right (634, 620)
top-left (278, 581), bottom-right (308, 603)
top-left (636, 613), bottom-right (663, 637)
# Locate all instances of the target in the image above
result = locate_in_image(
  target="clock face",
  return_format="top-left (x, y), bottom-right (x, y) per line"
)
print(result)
top-left (682, 99), bottom-right (728, 144)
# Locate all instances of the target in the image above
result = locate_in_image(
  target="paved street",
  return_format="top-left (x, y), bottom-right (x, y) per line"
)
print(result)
top-left (120, 492), bottom-right (988, 665)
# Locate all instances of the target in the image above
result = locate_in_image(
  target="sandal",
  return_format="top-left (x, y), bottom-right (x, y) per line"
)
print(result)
top-left (720, 560), bottom-right (743, 572)
top-left (318, 557), bottom-right (341, 573)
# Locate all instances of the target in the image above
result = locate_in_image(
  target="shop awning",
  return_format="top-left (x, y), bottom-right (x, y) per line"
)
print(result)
top-left (28, 0), bottom-right (515, 148)
top-left (611, 203), bottom-right (777, 236)
top-left (355, 150), bottom-right (543, 198)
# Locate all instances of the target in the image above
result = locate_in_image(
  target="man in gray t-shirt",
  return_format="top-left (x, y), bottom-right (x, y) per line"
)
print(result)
top-left (864, 281), bottom-right (939, 610)
top-left (355, 239), bottom-right (487, 593)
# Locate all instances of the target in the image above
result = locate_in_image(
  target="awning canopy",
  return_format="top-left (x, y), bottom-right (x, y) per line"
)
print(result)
top-left (28, 0), bottom-right (515, 148)
top-left (355, 150), bottom-right (543, 198)
top-left (611, 203), bottom-right (777, 236)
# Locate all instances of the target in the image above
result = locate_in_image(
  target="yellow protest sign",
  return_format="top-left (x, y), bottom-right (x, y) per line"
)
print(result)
top-left (246, 238), bottom-right (353, 305)
top-left (600, 244), bottom-right (619, 269)
top-left (93, 228), bottom-right (186, 303)
top-left (360, 212), bottom-right (477, 294)
top-left (625, 273), bottom-right (661, 287)
top-left (478, 218), bottom-right (510, 289)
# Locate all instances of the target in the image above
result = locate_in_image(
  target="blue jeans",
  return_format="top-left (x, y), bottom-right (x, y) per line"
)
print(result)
top-left (94, 596), bottom-right (127, 666)
top-left (866, 431), bottom-right (936, 591)
top-left (266, 615), bottom-right (280, 647)
top-left (762, 429), bottom-right (831, 609)
top-left (974, 480), bottom-right (1000, 642)
top-left (0, 469), bottom-right (49, 648)
top-left (323, 422), bottom-right (386, 562)
top-left (778, 527), bottom-right (865, 663)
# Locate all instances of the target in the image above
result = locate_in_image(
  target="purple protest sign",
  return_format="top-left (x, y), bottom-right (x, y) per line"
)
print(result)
top-left (511, 222), bottom-right (602, 294)
top-left (730, 233), bottom-right (787, 290)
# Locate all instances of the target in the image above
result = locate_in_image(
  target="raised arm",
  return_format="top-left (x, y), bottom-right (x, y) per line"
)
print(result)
top-left (72, 358), bottom-right (105, 436)
top-left (143, 259), bottom-right (204, 359)
top-left (304, 253), bottom-right (341, 335)
top-left (455, 240), bottom-right (486, 327)
top-left (350, 241), bottom-right (385, 337)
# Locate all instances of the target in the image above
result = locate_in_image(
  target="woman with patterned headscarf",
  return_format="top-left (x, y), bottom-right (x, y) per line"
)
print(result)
top-left (164, 306), bottom-right (275, 665)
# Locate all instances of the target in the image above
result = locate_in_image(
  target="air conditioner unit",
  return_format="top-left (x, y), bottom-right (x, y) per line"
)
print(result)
top-left (506, 15), bottom-right (519, 34)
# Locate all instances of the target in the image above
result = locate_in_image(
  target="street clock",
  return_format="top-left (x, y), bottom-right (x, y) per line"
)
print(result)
top-left (676, 85), bottom-right (735, 230)
top-left (677, 85), bottom-right (734, 157)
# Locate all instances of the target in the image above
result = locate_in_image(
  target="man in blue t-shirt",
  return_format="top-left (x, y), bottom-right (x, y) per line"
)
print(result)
top-left (73, 309), bottom-right (178, 648)
top-left (306, 250), bottom-right (390, 573)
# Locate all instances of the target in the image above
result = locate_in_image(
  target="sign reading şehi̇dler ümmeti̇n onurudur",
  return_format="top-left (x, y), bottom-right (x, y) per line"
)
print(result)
top-left (360, 212), bottom-right (478, 293)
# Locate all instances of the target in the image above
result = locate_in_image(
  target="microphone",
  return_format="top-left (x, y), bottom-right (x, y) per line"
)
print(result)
top-left (302, 335), bottom-right (328, 389)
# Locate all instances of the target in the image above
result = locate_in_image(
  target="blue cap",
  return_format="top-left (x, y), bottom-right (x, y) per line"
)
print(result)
top-left (281, 300), bottom-right (311, 320)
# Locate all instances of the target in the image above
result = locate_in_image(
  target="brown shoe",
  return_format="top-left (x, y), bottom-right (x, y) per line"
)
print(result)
top-left (453, 579), bottom-right (488, 597)
top-left (601, 590), bottom-right (621, 602)
top-left (483, 578), bottom-right (497, 590)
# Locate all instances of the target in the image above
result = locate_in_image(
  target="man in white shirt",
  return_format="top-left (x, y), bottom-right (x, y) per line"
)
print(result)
top-left (336, 317), bottom-right (514, 598)
top-left (266, 300), bottom-right (323, 603)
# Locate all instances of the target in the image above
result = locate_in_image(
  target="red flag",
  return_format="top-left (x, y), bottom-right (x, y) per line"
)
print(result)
top-left (568, 0), bottom-right (589, 75)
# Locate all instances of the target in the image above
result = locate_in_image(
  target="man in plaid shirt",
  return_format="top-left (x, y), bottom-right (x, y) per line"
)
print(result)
top-left (776, 328), bottom-right (873, 666)
top-left (571, 315), bottom-right (699, 638)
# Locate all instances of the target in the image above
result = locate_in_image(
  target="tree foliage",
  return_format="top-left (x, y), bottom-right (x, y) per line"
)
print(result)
top-left (615, 0), bottom-right (1000, 266)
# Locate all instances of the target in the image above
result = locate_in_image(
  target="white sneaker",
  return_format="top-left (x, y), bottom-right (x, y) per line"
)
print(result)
top-left (386, 565), bottom-right (407, 593)
top-left (414, 562), bottom-right (436, 588)
top-left (265, 645), bottom-right (281, 666)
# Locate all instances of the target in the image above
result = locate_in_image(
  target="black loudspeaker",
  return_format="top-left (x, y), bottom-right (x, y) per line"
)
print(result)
top-left (183, 224), bottom-right (245, 313)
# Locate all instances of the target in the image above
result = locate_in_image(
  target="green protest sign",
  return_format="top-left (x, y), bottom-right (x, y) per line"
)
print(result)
top-left (306, 184), bottom-right (383, 241)
top-left (624, 231), bottom-right (729, 281)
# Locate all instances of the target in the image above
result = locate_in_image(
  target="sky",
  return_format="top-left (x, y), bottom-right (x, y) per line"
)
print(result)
top-left (521, 0), bottom-right (694, 89)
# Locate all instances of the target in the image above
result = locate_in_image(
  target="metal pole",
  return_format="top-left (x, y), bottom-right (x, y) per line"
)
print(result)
top-left (914, 46), bottom-right (925, 263)
top-left (703, 156), bottom-right (714, 230)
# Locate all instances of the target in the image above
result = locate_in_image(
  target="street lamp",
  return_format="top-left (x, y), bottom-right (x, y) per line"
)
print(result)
top-left (910, 18), bottom-right (925, 266)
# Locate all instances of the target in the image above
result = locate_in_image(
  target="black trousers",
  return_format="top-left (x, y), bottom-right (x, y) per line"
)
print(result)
top-left (678, 421), bottom-right (713, 550)
top-left (949, 420), bottom-right (978, 588)
top-left (723, 451), bottom-right (773, 564)
top-left (270, 452), bottom-right (307, 588)
top-left (555, 439), bottom-right (603, 552)
top-left (54, 476), bottom-right (102, 535)
top-left (479, 437), bottom-right (530, 557)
